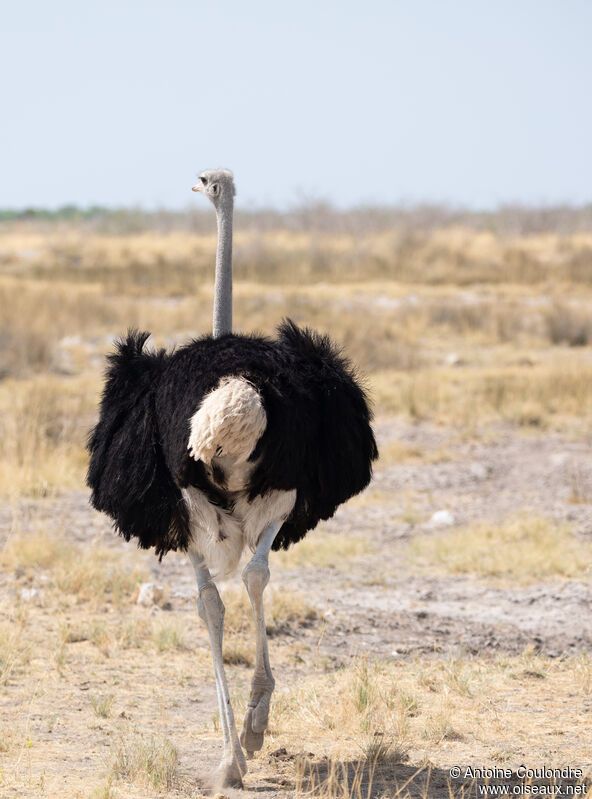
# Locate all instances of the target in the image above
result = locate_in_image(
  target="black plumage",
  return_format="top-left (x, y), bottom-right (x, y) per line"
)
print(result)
top-left (87, 320), bottom-right (378, 558)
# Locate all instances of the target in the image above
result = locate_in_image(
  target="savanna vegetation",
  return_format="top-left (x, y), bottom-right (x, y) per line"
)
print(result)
top-left (1, 205), bottom-right (591, 797)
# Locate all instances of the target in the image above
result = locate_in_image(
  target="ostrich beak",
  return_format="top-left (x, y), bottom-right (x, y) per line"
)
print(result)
top-left (192, 183), bottom-right (203, 192)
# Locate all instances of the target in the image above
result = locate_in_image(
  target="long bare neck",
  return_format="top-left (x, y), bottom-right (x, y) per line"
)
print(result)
top-left (213, 196), bottom-right (233, 338)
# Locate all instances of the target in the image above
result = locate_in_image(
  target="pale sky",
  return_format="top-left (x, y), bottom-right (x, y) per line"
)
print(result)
top-left (1, 0), bottom-right (590, 209)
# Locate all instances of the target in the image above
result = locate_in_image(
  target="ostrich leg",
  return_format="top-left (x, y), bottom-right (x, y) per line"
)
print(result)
top-left (240, 521), bottom-right (282, 756)
top-left (189, 551), bottom-right (247, 788)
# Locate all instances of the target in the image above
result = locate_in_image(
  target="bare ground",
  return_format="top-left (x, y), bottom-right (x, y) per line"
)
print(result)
top-left (1, 419), bottom-right (591, 797)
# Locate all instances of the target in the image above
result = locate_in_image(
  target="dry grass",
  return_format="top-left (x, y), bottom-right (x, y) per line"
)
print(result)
top-left (2, 579), bottom-right (590, 797)
top-left (60, 615), bottom-right (192, 657)
top-left (88, 780), bottom-right (117, 799)
top-left (272, 657), bottom-right (411, 767)
top-left (2, 221), bottom-right (592, 501)
top-left (152, 618), bottom-right (188, 652)
top-left (373, 361), bottom-right (592, 429)
top-left (274, 532), bottom-right (371, 569)
top-left (545, 300), bottom-right (592, 346)
top-left (574, 652), bottom-right (592, 695)
top-left (3, 225), bottom-right (592, 289)
top-left (378, 439), bottom-right (453, 467)
top-left (222, 585), bottom-right (318, 636)
top-left (0, 527), bottom-right (148, 604)
top-left (223, 638), bottom-right (253, 667)
top-left (0, 620), bottom-right (31, 685)
top-left (408, 517), bottom-right (592, 583)
top-left (0, 726), bottom-right (16, 754)
top-left (90, 693), bottom-right (115, 718)
top-left (1, 216), bottom-right (591, 796)
top-left (109, 732), bottom-right (179, 791)
top-left (4, 350), bottom-right (592, 503)
top-left (117, 617), bottom-right (153, 649)
top-left (0, 372), bottom-right (97, 497)
top-left (274, 653), bottom-right (592, 797)
top-left (4, 273), bottom-right (592, 374)
top-left (567, 463), bottom-right (592, 504)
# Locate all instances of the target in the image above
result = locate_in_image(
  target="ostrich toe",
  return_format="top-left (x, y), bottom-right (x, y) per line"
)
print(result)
top-left (214, 758), bottom-right (244, 789)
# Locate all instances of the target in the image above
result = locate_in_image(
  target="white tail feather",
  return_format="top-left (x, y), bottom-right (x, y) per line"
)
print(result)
top-left (188, 377), bottom-right (267, 464)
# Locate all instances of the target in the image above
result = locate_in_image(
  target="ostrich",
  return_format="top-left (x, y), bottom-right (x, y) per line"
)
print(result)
top-left (87, 169), bottom-right (378, 789)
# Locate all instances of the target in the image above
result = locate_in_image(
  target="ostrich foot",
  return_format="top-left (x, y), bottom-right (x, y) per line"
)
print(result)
top-left (240, 691), bottom-right (272, 756)
top-left (214, 757), bottom-right (245, 790)
top-left (240, 707), bottom-right (263, 755)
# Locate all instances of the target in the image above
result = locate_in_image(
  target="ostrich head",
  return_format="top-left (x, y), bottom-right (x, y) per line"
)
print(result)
top-left (192, 169), bottom-right (236, 207)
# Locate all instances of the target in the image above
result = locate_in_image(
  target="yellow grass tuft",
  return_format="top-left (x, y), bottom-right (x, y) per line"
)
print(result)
top-left (378, 439), bottom-right (453, 467)
top-left (223, 638), bottom-right (253, 666)
top-left (152, 618), bottom-right (188, 652)
top-left (408, 516), bottom-right (592, 583)
top-left (0, 621), bottom-right (31, 685)
top-left (109, 733), bottom-right (179, 791)
top-left (274, 533), bottom-right (371, 569)
top-left (1, 527), bottom-right (148, 604)
top-left (573, 652), bottom-right (592, 695)
top-left (222, 585), bottom-right (318, 636)
top-left (273, 657), bottom-right (411, 766)
top-left (90, 693), bottom-right (115, 718)
top-left (117, 617), bottom-right (153, 649)
top-left (88, 780), bottom-right (117, 799)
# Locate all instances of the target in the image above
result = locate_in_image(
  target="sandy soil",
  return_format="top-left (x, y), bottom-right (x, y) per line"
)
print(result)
top-left (1, 420), bottom-right (591, 797)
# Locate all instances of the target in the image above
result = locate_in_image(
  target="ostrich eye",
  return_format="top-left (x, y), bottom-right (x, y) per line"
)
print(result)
top-left (200, 176), bottom-right (207, 186)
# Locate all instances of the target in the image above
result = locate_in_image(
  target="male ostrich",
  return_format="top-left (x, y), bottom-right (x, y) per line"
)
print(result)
top-left (87, 169), bottom-right (378, 789)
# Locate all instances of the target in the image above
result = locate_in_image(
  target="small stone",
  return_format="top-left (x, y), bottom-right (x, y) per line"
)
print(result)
top-left (444, 352), bottom-right (462, 366)
top-left (20, 587), bottom-right (37, 601)
top-left (136, 582), bottom-right (166, 607)
top-left (269, 747), bottom-right (290, 760)
top-left (470, 463), bottom-right (488, 480)
top-left (430, 510), bottom-right (455, 527)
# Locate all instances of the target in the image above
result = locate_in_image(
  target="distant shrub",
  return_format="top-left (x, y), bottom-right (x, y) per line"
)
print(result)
top-left (545, 302), bottom-right (592, 346)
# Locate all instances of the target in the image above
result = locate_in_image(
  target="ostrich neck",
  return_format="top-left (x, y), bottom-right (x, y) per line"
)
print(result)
top-left (213, 197), bottom-right (233, 338)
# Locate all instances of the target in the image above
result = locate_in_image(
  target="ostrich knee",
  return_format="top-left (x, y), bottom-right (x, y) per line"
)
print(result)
top-left (242, 558), bottom-right (270, 597)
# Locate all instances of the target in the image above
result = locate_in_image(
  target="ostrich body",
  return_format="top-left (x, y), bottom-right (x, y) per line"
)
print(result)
top-left (87, 169), bottom-right (378, 789)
